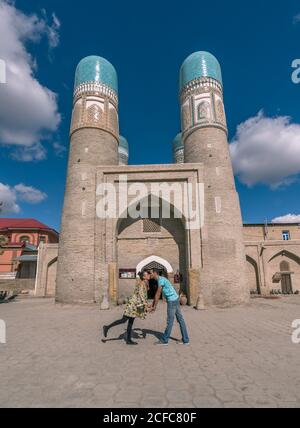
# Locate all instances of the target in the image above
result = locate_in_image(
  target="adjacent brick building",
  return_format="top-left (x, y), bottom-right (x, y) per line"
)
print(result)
top-left (0, 219), bottom-right (58, 279)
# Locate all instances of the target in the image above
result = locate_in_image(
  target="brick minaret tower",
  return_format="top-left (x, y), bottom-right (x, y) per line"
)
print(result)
top-left (56, 56), bottom-right (119, 304)
top-left (180, 51), bottom-right (249, 306)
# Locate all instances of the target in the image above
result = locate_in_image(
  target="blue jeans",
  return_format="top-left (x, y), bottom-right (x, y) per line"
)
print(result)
top-left (161, 298), bottom-right (189, 344)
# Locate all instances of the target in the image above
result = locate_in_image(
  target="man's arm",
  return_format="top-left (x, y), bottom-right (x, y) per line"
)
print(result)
top-left (152, 287), bottom-right (162, 311)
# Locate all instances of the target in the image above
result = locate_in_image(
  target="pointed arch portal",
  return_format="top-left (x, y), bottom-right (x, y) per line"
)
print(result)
top-left (136, 256), bottom-right (173, 274)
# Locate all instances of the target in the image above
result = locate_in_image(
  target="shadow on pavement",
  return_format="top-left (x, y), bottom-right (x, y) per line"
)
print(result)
top-left (101, 327), bottom-right (177, 343)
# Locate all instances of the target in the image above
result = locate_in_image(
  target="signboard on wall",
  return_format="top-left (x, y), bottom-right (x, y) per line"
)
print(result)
top-left (119, 269), bottom-right (136, 279)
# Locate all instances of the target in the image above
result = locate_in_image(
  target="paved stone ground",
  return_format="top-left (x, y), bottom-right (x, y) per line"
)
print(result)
top-left (1, 296), bottom-right (300, 408)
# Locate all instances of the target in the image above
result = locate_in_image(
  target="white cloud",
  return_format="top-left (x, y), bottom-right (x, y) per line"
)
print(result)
top-left (0, 1), bottom-right (61, 160)
top-left (272, 214), bottom-right (300, 224)
top-left (11, 143), bottom-right (47, 162)
top-left (14, 183), bottom-right (47, 204)
top-left (48, 13), bottom-right (61, 48)
top-left (230, 111), bottom-right (300, 188)
top-left (53, 141), bottom-right (66, 157)
top-left (293, 13), bottom-right (300, 24)
top-left (0, 183), bottom-right (19, 214)
top-left (0, 182), bottom-right (47, 214)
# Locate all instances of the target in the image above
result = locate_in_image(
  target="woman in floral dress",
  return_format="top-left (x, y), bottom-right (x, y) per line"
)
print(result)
top-left (103, 270), bottom-right (150, 345)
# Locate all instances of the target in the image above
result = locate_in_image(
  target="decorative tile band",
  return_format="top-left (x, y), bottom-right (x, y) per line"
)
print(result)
top-left (174, 148), bottom-right (184, 164)
top-left (118, 146), bottom-right (129, 156)
top-left (74, 82), bottom-right (118, 107)
top-left (70, 93), bottom-right (119, 140)
top-left (180, 77), bottom-right (222, 103)
top-left (180, 76), bottom-right (227, 139)
top-left (119, 148), bottom-right (129, 165)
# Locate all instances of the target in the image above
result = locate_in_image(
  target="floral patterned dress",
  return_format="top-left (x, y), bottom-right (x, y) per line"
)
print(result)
top-left (124, 279), bottom-right (148, 319)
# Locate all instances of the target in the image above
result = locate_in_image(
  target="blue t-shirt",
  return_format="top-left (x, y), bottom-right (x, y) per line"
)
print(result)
top-left (158, 276), bottom-right (179, 302)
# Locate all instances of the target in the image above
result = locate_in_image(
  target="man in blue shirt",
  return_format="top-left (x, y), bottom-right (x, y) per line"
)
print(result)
top-left (151, 269), bottom-right (189, 345)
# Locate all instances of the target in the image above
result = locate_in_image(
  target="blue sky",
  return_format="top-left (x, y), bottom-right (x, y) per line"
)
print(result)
top-left (1, 0), bottom-right (300, 231)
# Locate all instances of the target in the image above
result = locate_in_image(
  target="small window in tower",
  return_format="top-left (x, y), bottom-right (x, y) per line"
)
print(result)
top-left (143, 218), bottom-right (161, 233)
top-left (39, 236), bottom-right (47, 244)
top-left (198, 101), bottom-right (210, 121)
top-left (87, 104), bottom-right (102, 124)
top-left (282, 231), bottom-right (290, 241)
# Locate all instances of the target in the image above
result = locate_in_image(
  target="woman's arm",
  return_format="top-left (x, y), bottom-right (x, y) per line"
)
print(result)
top-left (152, 286), bottom-right (162, 312)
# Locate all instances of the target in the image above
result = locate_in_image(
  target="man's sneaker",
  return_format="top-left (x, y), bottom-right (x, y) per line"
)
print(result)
top-left (176, 340), bottom-right (190, 345)
top-left (154, 341), bottom-right (168, 346)
top-left (126, 340), bottom-right (138, 346)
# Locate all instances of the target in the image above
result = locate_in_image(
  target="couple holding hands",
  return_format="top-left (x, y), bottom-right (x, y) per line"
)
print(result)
top-left (103, 269), bottom-right (190, 346)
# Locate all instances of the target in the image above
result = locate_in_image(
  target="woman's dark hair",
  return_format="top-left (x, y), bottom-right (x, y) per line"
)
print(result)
top-left (137, 271), bottom-right (145, 280)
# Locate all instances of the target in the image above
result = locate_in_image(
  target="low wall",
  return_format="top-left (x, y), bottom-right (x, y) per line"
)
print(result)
top-left (0, 279), bottom-right (35, 292)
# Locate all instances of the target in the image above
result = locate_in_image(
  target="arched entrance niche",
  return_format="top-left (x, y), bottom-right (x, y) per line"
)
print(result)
top-left (280, 260), bottom-right (293, 294)
top-left (45, 257), bottom-right (58, 297)
top-left (137, 255), bottom-right (173, 299)
top-left (246, 255), bottom-right (261, 295)
top-left (268, 250), bottom-right (300, 294)
top-left (136, 255), bottom-right (173, 275)
top-left (116, 194), bottom-right (187, 300)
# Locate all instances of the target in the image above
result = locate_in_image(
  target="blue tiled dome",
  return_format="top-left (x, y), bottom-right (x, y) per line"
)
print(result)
top-left (119, 136), bottom-right (129, 152)
top-left (173, 133), bottom-right (183, 151)
top-left (180, 51), bottom-right (222, 90)
top-left (74, 56), bottom-right (118, 93)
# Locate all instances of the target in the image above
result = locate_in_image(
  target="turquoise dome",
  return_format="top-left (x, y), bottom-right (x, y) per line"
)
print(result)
top-left (180, 51), bottom-right (222, 90)
top-left (119, 136), bottom-right (129, 152)
top-left (173, 133), bottom-right (183, 151)
top-left (75, 56), bottom-right (118, 93)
